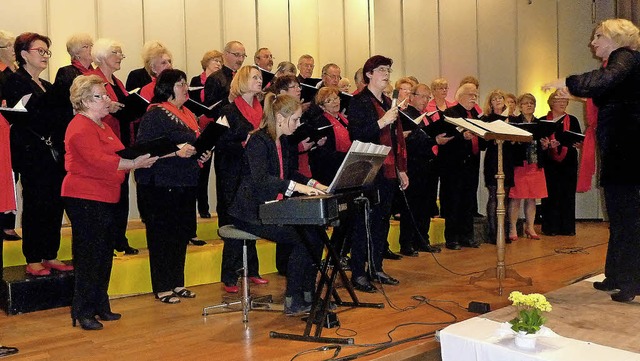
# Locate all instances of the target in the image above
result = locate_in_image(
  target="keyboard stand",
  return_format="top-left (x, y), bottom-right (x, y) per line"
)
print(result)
top-left (269, 196), bottom-right (384, 344)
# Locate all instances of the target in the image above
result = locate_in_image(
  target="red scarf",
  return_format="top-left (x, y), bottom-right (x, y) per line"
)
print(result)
top-left (159, 101), bottom-right (200, 137)
top-left (90, 67), bottom-right (128, 139)
top-left (199, 71), bottom-right (207, 102)
top-left (71, 59), bottom-right (93, 74)
top-left (466, 110), bottom-right (479, 155)
top-left (234, 96), bottom-right (263, 129)
top-left (324, 112), bottom-right (351, 153)
top-left (140, 77), bottom-right (156, 102)
top-left (547, 112), bottom-right (569, 162)
top-left (371, 93), bottom-right (407, 179)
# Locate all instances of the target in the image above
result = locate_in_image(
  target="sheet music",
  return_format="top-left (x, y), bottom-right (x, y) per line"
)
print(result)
top-left (444, 116), bottom-right (533, 140)
top-left (0, 94), bottom-right (31, 112)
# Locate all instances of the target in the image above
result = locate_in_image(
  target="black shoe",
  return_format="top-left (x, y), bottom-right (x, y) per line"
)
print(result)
top-left (461, 240), bottom-right (480, 248)
top-left (97, 311), bottom-right (122, 321)
top-left (611, 289), bottom-right (638, 303)
top-left (400, 248), bottom-right (419, 257)
top-left (417, 244), bottom-right (441, 253)
top-left (383, 249), bottom-right (403, 260)
top-left (73, 317), bottom-right (103, 330)
top-left (116, 246), bottom-right (139, 255)
top-left (189, 239), bottom-right (207, 246)
top-left (199, 212), bottom-right (212, 218)
top-left (445, 242), bottom-right (461, 250)
top-left (2, 231), bottom-right (21, 241)
top-left (593, 278), bottom-right (619, 292)
top-left (370, 271), bottom-right (400, 285)
top-left (351, 276), bottom-right (377, 293)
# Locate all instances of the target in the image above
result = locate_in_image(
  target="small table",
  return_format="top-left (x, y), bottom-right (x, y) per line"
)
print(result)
top-left (439, 317), bottom-right (640, 361)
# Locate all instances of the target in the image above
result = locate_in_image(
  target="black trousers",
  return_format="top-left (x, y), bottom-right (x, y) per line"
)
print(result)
top-left (197, 158), bottom-right (213, 214)
top-left (399, 164), bottom-right (435, 251)
top-left (114, 174), bottom-right (132, 251)
top-left (541, 163), bottom-right (577, 235)
top-left (21, 180), bottom-right (64, 263)
top-left (603, 185), bottom-right (640, 289)
top-left (233, 218), bottom-right (324, 298)
top-left (137, 184), bottom-right (195, 294)
top-left (350, 176), bottom-right (395, 279)
top-left (440, 162), bottom-right (476, 246)
top-left (64, 197), bottom-right (116, 319)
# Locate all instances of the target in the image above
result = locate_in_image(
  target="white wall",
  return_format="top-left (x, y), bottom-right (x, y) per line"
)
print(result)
top-left (1, 0), bottom-right (616, 222)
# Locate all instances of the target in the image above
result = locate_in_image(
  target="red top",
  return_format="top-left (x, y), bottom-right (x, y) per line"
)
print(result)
top-left (62, 114), bottom-right (126, 203)
top-left (140, 77), bottom-right (156, 101)
top-left (88, 67), bottom-right (128, 139)
top-left (0, 114), bottom-right (15, 212)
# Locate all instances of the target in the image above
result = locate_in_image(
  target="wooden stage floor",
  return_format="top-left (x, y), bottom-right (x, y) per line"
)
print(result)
top-left (0, 221), bottom-right (628, 361)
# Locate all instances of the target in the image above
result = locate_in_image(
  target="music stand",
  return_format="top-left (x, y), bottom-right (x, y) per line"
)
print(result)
top-left (444, 117), bottom-right (534, 295)
top-left (267, 141), bottom-right (389, 344)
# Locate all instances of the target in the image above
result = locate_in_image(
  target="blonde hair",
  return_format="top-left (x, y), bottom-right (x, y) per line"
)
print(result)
top-left (483, 89), bottom-right (506, 115)
top-left (229, 65), bottom-right (261, 100)
top-left (517, 93), bottom-right (536, 106)
top-left (599, 18), bottom-right (640, 50)
top-left (200, 49), bottom-right (223, 70)
top-left (66, 33), bottom-right (93, 59)
top-left (0, 29), bottom-right (15, 48)
top-left (430, 77), bottom-right (448, 90)
top-left (69, 75), bottom-right (105, 112)
top-left (260, 93), bottom-right (301, 140)
top-left (143, 45), bottom-right (172, 77)
top-left (394, 77), bottom-right (417, 90)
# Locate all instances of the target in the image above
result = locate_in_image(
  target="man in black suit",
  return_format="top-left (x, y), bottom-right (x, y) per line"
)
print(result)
top-left (254, 47), bottom-right (273, 72)
top-left (204, 40), bottom-right (246, 116)
top-left (440, 83), bottom-right (484, 250)
top-left (296, 54), bottom-right (319, 86)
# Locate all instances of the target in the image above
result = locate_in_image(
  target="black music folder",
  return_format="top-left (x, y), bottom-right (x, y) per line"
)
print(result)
top-left (192, 121), bottom-right (228, 157)
top-left (300, 77), bottom-right (322, 87)
top-left (300, 83), bottom-right (319, 103)
top-left (0, 93), bottom-right (31, 124)
top-left (295, 122), bottom-right (334, 143)
top-left (259, 67), bottom-right (275, 89)
top-left (187, 86), bottom-right (203, 101)
top-left (184, 98), bottom-right (223, 118)
top-left (509, 121), bottom-right (559, 140)
top-left (555, 130), bottom-right (585, 145)
top-left (117, 92), bottom-right (149, 122)
top-left (116, 136), bottom-right (179, 159)
top-left (338, 91), bottom-right (352, 114)
top-left (422, 118), bottom-right (458, 138)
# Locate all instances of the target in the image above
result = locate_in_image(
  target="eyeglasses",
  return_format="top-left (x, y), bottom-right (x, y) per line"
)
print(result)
top-left (92, 94), bottom-right (110, 101)
top-left (374, 67), bottom-right (392, 74)
top-left (82, 44), bottom-right (93, 49)
top-left (323, 73), bottom-right (342, 81)
top-left (29, 48), bottom-right (52, 57)
top-left (324, 97), bottom-right (340, 104)
top-left (111, 50), bottom-right (126, 58)
top-left (175, 81), bottom-right (188, 88)
top-left (288, 84), bottom-right (301, 90)
top-left (227, 51), bottom-right (247, 58)
top-left (412, 93), bottom-right (431, 99)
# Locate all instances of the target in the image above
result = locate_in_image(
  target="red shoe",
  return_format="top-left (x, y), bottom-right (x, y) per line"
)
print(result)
top-left (224, 285), bottom-right (239, 293)
top-left (524, 230), bottom-right (540, 240)
top-left (43, 260), bottom-right (74, 272)
top-left (26, 263), bottom-right (51, 276)
top-left (249, 277), bottom-right (269, 285)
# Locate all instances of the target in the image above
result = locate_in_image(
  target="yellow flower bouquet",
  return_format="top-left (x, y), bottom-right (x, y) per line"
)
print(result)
top-left (508, 291), bottom-right (552, 335)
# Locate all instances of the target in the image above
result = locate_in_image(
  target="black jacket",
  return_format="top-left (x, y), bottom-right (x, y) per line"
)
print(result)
top-left (566, 47), bottom-right (640, 186)
top-left (229, 129), bottom-right (309, 224)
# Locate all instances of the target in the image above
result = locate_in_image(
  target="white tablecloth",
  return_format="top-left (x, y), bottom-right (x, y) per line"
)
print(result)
top-left (440, 317), bottom-right (640, 361)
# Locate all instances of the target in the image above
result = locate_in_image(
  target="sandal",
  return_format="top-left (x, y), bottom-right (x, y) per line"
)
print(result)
top-left (173, 288), bottom-right (196, 298)
top-left (0, 345), bottom-right (19, 357)
top-left (157, 294), bottom-right (181, 304)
